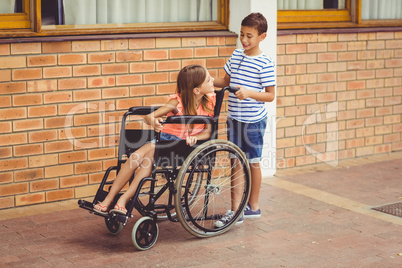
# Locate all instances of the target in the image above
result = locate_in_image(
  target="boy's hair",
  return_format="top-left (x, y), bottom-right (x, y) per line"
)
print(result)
top-left (241, 12), bottom-right (267, 35)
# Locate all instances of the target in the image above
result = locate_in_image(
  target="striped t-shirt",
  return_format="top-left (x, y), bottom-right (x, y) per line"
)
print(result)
top-left (224, 48), bottom-right (276, 123)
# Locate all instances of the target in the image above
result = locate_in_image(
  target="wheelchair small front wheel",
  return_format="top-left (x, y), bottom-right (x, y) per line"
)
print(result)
top-left (132, 216), bottom-right (159, 251)
top-left (105, 217), bottom-right (124, 236)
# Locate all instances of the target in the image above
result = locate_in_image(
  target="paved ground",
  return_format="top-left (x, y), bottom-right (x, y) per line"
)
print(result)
top-left (1, 152), bottom-right (401, 267)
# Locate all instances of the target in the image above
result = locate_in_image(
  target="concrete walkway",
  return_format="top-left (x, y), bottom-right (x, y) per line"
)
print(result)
top-left (1, 152), bottom-right (401, 267)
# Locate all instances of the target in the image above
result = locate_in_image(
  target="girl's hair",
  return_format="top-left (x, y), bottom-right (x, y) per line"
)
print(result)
top-left (176, 64), bottom-right (212, 115)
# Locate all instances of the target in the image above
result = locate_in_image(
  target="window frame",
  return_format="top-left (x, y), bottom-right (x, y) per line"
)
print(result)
top-left (278, 0), bottom-right (402, 29)
top-left (0, 0), bottom-right (229, 38)
top-left (0, 0), bottom-right (30, 30)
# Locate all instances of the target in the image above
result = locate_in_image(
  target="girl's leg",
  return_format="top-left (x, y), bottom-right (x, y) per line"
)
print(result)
top-left (94, 143), bottom-right (154, 212)
top-left (114, 149), bottom-right (155, 211)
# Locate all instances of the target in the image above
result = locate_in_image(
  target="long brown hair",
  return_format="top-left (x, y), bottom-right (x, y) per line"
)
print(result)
top-left (176, 65), bottom-right (212, 115)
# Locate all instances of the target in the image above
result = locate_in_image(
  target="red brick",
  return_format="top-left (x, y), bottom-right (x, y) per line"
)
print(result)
top-left (59, 151), bottom-right (87, 164)
top-left (60, 175), bottom-right (88, 188)
top-left (14, 168), bottom-right (43, 182)
top-left (28, 55), bottom-right (57, 67)
top-left (0, 158), bottom-right (27, 172)
top-left (74, 113), bottom-right (100, 126)
top-left (15, 193), bottom-right (45, 206)
top-left (59, 54), bottom-right (86, 65)
top-left (286, 44), bottom-right (307, 54)
top-left (0, 147), bottom-right (12, 158)
top-left (46, 189), bottom-right (74, 202)
top-left (101, 39), bottom-right (128, 51)
top-left (43, 67), bottom-right (72, 78)
top-left (28, 105), bottom-right (57, 117)
top-left (29, 154), bottom-right (58, 168)
top-left (42, 41), bottom-right (72, 53)
top-left (170, 48), bottom-right (193, 59)
top-left (156, 61), bottom-right (180, 71)
top-left (0, 44), bottom-right (10, 55)
top-left (195, 47), bottom-right (218, 57)
top-left (31, 179), bottom-right (59, 192)
top-left (12, 68), bottom-right (42, 81)
top-left (0, 107), bottom-right (26, 120)
top-left (144, 50), bottom-right (168, 61)
top-left (11, 43), bottom-right (41, 54)
top-left (116, 74), bottom-right (142, 86)
top-left (0, 56), bottom-right (26, 69)
top-left (45, 164), bottom-right (74, 178)
top-left (44, 140), bottom-right (73, 153)
top-left (88, 52), bottom-right (115, 63)
top-left (0, 96), bottom-right (11, 107)
top-left (0, 70), bottom-right (11, 82)
top-left (116, 51), bottom-right (142, 62)
top-left (59, 78), bottom-right (87, 90)
top-left (0, 82), bottom-right (26, 94)
top-left (143, 73), bottom-right (169, 84)
top-left (13, 94), bottom-right (42, 106)
top-left (73, 65), bottom-right (101, 77)
top-left (129, 38), bottom-right (155, 49)
top-left (75, 161), bottom-right (102, 174)
top-left (13, 118), bottom-right (43, 132)
top-left (102, 63), bottom-right (129, 74)
top-left (116, 98), bottom-right (142, 110)
top-left (29, 130), bottom-right (57, 143)
top-left (88, 76), bottom-right (115, 88)
top-left (219, 47), bottom-right (236, 57)
top-left (73, 89), bottom-right (101, 101)
top-left (44, 92), bottom-right (72, 104)
top-left (27, 80), bottom-right (58, 92)
top-left (130, 62), bottom-right (155, 73)
top-left (14, 144), bottom-right (43, 157)
top-left (72, 41), bottom-right (100, 52)
top-left (130, 85), bottom-right (155, 96)
top-left (88, 148), bottom-right (115, 160)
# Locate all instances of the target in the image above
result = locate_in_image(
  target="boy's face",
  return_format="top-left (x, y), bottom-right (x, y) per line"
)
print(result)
top-left (240, 26), bottom-right (267, 56)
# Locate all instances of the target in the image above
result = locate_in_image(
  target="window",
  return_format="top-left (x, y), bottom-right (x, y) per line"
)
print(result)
top-left (0, 0), bottom-right (30, 30)
top-left (0, 0), bottom-right (229, 37)
top-left (278, 0), bottom-right (402, 29)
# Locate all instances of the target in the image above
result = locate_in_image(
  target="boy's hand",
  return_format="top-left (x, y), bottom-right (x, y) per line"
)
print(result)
top-left (186, 136), bottom-right (197, 146)
top-left (234, 86), bottom-right (250, 100)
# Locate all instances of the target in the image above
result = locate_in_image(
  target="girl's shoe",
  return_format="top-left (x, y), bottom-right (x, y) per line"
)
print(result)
top-left (110, 204), bottom-right (127, 215)
top-left (93, 203), bottom-right (109, 215)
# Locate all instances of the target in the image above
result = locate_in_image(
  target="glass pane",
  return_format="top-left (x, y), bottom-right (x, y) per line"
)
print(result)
top-left (42, 0), bottom-right (218, 26)
top-left (0, 0), bottom-right (23, 14)
top-left (278, 0), bottom-right (346, 10)
top-left (361, 0), bottom-right (402, 20)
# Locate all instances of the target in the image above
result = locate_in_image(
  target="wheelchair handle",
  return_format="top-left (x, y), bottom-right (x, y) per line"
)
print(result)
top-left (223, 86), bottom-right (240, 94)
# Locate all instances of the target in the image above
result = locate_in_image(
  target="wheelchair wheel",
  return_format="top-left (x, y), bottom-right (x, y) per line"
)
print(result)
top-left (132, 216), bottom-right (159, 251)
top-left (174, 139), bottom-right (251, 238)
top-left (105, 217), bottom-right (124, 236)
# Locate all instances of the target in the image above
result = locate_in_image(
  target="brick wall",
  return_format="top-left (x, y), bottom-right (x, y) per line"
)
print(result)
top-left (0, 35), bottom-right (237, 209)
top-left (276, 31), bottom-right (402, 169)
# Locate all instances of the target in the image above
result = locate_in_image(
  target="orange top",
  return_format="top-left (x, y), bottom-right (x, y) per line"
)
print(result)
top-left (161, 93), bottom-right (216, 139)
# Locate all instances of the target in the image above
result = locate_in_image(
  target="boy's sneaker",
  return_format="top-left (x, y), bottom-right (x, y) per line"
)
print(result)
top-left (243, 204), bottom-right (261, 219)
top-left (214, 210), bottom-right (243, 228)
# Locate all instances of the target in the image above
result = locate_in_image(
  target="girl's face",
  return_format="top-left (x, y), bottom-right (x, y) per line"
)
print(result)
top-left (197, 70), bottom-right (215, 95)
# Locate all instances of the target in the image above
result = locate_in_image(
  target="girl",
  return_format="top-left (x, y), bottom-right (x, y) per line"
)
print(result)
top-left (94, 65), bottom-right (216, 215)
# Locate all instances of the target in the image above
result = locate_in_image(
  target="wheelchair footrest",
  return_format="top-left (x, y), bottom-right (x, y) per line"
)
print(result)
top-left (78, 199), bottom-right (93, 211)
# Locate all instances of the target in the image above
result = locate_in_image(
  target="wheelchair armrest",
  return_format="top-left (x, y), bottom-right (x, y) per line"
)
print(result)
top-left (164, 115), bottom-right (216, 125)
top-left (128, 106), bottom-right (162, 115)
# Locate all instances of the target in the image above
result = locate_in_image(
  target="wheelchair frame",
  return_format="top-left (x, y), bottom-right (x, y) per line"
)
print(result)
top-left (78, 86), bottom-right (251, 250)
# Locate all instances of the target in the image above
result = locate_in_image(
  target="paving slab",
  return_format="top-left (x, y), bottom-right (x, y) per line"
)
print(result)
top-left (0, 154), bottom-right (401, 267)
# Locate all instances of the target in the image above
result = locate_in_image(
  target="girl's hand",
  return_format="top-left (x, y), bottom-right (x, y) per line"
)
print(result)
top-left (152, 118), bottom-right (164, 132)
top-left (234, 86), bottom-right (250, 100)
top-left (186, 136), bottom-right (197, 147)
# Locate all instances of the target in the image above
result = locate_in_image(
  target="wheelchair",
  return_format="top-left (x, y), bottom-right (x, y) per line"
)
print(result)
top-left (78, 86), bottom-right (251, 250)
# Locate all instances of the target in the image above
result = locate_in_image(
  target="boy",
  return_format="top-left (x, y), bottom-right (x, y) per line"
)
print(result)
top-left (214, 12), bottom-right (275, 227)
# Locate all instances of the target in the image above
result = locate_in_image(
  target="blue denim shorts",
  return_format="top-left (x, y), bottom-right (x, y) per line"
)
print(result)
top-left (151, 132), bottom-right (182, 143)
top-left (227, 117), bottom-right (267, 163)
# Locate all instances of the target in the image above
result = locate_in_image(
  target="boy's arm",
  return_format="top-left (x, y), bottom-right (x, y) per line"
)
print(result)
top-left (234, 85), bottom-right (275, 102)
top-left (214, 73), bottom-right (231, 88)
